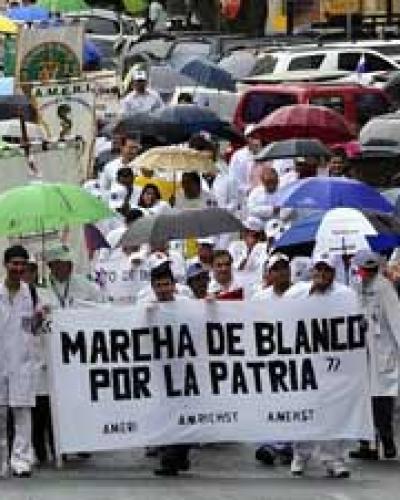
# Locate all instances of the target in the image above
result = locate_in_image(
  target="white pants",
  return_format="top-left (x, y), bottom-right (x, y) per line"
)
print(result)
top-left (0, 406), bottom-right (33, 473)
top-left (293, 440), bottom-right (347, 464)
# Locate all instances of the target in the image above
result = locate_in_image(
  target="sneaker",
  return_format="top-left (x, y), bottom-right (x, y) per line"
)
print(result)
top-left (12, 469), bottom-right (32, 478)
top-left (326, 461), bottom-right (350, 479)
top-left (153, 467), bottom-right (179, 477)
top-left (290, 455), bottom-right (307, 476)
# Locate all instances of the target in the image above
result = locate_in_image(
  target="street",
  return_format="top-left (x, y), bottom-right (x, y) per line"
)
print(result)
top-left (2, 444), bottom-right (400, 500)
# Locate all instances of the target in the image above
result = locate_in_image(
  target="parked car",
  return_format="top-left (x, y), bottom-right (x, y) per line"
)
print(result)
top-left (65, 9), bottom-right (140, 69)
top-left (246, 47), bottom-right (400, 82)
top-left (233, 83), bottom-right (393, 134)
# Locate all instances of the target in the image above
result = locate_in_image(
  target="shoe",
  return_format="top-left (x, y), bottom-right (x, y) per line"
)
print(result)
top-left (12, 470), bottom-right (32, 478)
top-left (382, 438), bottom-right (397, 459)
top-left (326, 461), bottom-right (350, 479)
top-left (154, 467), bottom-right (179, 476)
top-left (349, 447), bottom-right (379, 460)
top-left (255, 445), bottom-right (276, 465)
top-left (145, 447), bottom-right (159, 458)
top-left (290, 456), bottom-right (307, 476)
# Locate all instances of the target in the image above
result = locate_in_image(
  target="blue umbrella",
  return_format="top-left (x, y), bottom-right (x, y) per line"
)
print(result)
top-left (154, 104), bottom-right (243, 142)
top-left (179, 58), bottom-right (236, 92)
top-left (7, 5), bottom-right (49, 22)
top-left (275, 177), bottom-right (394, 213)
top-left (275, 208), bottom-right (400, 256)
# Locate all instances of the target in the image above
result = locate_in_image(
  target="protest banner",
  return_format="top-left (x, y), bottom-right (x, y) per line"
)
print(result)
top-left (30, 80), bottom-right (96, 179)
top-left (14, 23), bottom-right (83, 87)
top-left (48, 295), bottom-right (373, 454)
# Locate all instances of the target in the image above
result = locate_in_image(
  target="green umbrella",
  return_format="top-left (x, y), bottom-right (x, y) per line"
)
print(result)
top-left (0, 182), bottom-right (113, 237)
top-left (38, 0), bottom-right (88, 12)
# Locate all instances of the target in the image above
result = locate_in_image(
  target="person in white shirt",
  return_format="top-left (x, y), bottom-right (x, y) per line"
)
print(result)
top-left (100, 136), bottom-right (141, 192)
top-left (228, 126), bottom-right (262, 207)
top-left (0, 245), bottom-right (43, 478)
top-left (247, 165), bottom-right (292, 224)
top-left (208, 249), bottom-right (244, 298)
top-left (149, 0), bottom-right (168, 31)
top-left (286, 253), bottom-right (355, 479)
top-left (228, 217), bottom-right (267, 275)
top-left (42, 246), bottom-right (102, 309)
top-left (136, 183), bottom-right (171, 216)
top-left (120, 69), bottom-right (164, 116)
top-left (174, 171), bottom-right (217, 209)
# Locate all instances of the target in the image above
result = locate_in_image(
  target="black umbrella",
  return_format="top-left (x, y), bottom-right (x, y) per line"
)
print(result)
top-left (0, 95), bottom-right (37, 121)
top-left (256, 139), bottom-right (332, 161)
top-left (120, 207), bottom-right (243, 247)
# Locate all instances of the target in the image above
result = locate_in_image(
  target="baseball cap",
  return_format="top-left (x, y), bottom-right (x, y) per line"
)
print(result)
top-left (312, 252), bottom-right (336, 269)
top-left (197, 237), bottom-right (215, 246)
top-left (45, 245), bottom-right (73, 263)
top-left (147, 252), bottom-right (170, 271)
top-left (133, 69), bottom-right (148, 81)
top-left (353, 249), bottom-right (382, 269)
top-left (265, 253), bottom-right (290, 272)
top-left (186, 262), bottom-right (209, 281)
top-left (243, 216), bottom-right (264, 232)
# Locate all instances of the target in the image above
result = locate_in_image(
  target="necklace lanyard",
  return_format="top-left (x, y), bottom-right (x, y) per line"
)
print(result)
top-left (50, 276), bottom-right (71, 308)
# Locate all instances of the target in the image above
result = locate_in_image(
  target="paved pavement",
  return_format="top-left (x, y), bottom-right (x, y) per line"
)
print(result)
top-left (2, 444), bottom-right (400, 500)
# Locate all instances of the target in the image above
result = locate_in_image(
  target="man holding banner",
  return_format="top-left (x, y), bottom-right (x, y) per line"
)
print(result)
top-left (286, 253), bottom-right (357, 478)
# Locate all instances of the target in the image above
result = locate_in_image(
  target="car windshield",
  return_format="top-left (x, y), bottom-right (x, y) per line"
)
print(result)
top-left (242, 92), bottom-right (297, 123)
top-left (169, 42), bottom-right (211, 67)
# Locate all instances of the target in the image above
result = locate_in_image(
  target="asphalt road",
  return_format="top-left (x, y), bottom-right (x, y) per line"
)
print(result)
top-left (2, 444), bottom-right (400, 500)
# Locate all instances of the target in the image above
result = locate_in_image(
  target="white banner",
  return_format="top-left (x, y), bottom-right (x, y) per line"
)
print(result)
top-left (31, 80), bottom-right (95, 178)
top-left (49, 296), bottom-right (373, 453)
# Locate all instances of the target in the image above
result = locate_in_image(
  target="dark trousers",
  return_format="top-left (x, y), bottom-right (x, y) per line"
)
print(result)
top-left (372, 396), bottom-right (394, 442)
top-left (32, 396), bottom-right (54, 463)
top-left (160, 445), bottom-right (190, 469)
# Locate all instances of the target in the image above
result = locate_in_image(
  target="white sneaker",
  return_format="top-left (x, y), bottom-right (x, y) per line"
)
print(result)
top-left (325, 460), bottom-right (350, 479)
top-left (291, 455), bottom-right (307, 476)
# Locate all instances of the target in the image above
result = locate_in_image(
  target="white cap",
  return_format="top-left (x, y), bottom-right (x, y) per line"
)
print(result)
top-left (353, 249), bottom-right (382, 269)
top-left (133, 69), bottom-right (148, 81)
top-left (312, 252), bottom-right (336, 269)
top-left (45, 245), bottom-right (73, 263)
top-left (108, 184), bottom-right (128, 210)
top-left (197, 237), bottom-right (215, 246)
top-left (243, 216), bottom-right (264, 232)
top-left (244, 124), bottom-right (257, 137)
top-left (83, 179), bottom-right (104, 200)
top-left (265, 253), bottom-right (290, 272)
top-left (264, 218), bottom-right (286, 239)
top-left (147, 251), bottom-right (170, 271)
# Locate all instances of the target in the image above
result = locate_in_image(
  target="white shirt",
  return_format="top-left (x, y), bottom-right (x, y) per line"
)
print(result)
top-left (285, 280), bottom-right (352, 299)
top-left (120, 88), bottom-right (164, 115)
top-left (212, 171), bottom-right (240, 213)
top-left (137, 283), bottom-right (192, 303)
top-left (228, 146), bottom-right (254, 195)
top-left (174, 190), bottom-right (218, 210)
top-left (208, 275), bottom-right (243, 296)
top-left (252, 285), bottom-right (287, 301)
top-left (99, 157), bottom-right (125, 192)
top-left (247, 185), bottom-right (292, 222)
top-left (228, 241), bottom-right (267, 273)
top-left (42, 274), bottom-right (103, 308)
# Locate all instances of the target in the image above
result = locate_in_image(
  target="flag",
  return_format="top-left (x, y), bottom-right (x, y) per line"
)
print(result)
top-left (356, 54), bottom-right (366, 74)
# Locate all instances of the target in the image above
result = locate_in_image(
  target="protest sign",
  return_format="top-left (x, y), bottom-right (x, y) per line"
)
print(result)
top-left (15, 23), bottom-right (83, 87)
top-left (30, 80), bottom-right (95, 178)
top-left (49, 295), bottom-right (373, 453)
